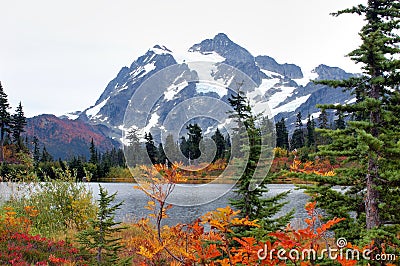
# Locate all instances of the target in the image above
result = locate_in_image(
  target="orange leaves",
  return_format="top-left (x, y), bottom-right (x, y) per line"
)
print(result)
top-left (24, 205), bottom-right (39, 218)
top-left (290, 158), bottom-right (337, 176)
top-left (268, 201), bottom-right (353, 265)
top-left (0, 205), bottom-right (38, 237)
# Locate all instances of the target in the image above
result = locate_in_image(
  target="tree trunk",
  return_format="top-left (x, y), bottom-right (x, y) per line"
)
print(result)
top-left (0, 129), bottom-right (4, 162)
top-left (365, 82), bottom-right (381, 230)
top-left (365, 158), bottom-right (380, 229)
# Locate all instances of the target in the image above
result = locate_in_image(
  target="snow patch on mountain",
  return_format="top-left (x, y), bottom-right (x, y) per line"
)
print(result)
top-left (164, 81), bottom-right (189, 101)
top-left (294, 68), bottom-right (319, 86)
top-left (175, 51), bottom-right (225, 64)
top-left (141, 113), bottom-right (160, 135)
top-left (196, 83), bottom-right (227, 97)
top-left (86, 97), bottom-right (110, 118)
top-left (130, 62), bottom-right (156, 81)
top-left (258, 77), bottom-right (281, 95)
top-left (272, 94), bottom-right (311, 116)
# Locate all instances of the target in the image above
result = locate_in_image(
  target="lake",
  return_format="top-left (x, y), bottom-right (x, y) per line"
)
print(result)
top-left (0, 182), bottom-right (310, 227)
top-left (88, 183), bottom-right (311, 226)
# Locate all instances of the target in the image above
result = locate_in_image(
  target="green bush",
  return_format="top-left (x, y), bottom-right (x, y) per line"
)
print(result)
top-left (105, 166), bottom-right (133, 181)
top-left (6, 168), bottom-right (98, 237)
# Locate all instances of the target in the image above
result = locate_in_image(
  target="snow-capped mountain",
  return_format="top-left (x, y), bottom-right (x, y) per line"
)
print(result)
top-left (76, 33), bottom-right (354, 142)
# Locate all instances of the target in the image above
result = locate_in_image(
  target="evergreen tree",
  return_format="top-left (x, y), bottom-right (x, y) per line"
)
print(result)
top-left (179, 136), bottom-right (189, 163)
top-left (11, 101), bottom-right (27, 150)
top-left (259, 116), bottom-right (275, 148)
top-left (125, 128), bottom-right (144, 167)
top-left (32, 136), bottom-right (41, 165)
top-left (89, 138), bottom-right (98, 164)
top-left (69, 156), bottom-right (85, 180)
top-left (144, 132), bottom-right (158, 164)
top-left (77, 185), bottom-right (130, 265)
top-left (228, 85), bottom-right (292, 239)
top-left (164, 134), bottom-right (179, 165)
top-left (334, 109), bottom-right (346, 130)
top-left (157, 143), bottom-right (167, 165)
top-left (318, 108), bottom-right (329, 129)
top-left (305, 0), bottom-right (400, 252)
top-left (40, 145), bottom-right (53, 162)
top-left (0, 82), bottom-right (11, 162)
top-left (306, 115), bottom-right (316, 148)
top-left (275, 118), bottom-right (289, 150)
top-left (316, 109), bottom-right (330, 146)
top-left (211, 128), bottom-right (226, 161)
top-left (290, 112), bottom-right (305, 150)
top-left (116, 148), bottom-right (125, 167)
top-left (186, 123), bottom-right (203, 160)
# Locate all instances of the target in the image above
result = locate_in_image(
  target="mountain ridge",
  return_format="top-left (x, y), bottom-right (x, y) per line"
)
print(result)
top-left (26, 33), bottom-right (356, 158)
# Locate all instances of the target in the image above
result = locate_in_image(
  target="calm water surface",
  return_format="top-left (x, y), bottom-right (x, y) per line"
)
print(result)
top-left (0, 182), bottom-right (310, 226)
top-left (87, 183), bottom-right (310, 226)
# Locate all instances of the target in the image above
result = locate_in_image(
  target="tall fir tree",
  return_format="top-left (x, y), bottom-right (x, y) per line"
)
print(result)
top-left (290, 112), bottom-right (305, 150)
top-left (0, 82), bottom-right (11, 162)
top-left (334, 109), bottom-right (346, 130)
top-left (179, 136), bottom-right (189, 163)
top-left (125, 128), bottom-right (145, 167)
top-left (306, 115), bottom-right (316, 148)
top-left (89, 138), bottom-right (98, 164)
top-left (275, 117), bottom-right (289, 150)
top-left (157, 143), bottom-right (167, 165)
top-left (318, 108), bottom-right (329, 129)
top-left (228, 85), bottom-right (292, 240)
top-left (11, 101), bottom-right (27, 150)
top-left (303, 0), bottom-right (400, 253)
top-left (186, 123), bottom-right (203, 160)
top-left (211, 128), bottom-right (226, 161)
top-left (32, 136), bottom-right (41, 166)
top-left (164, 134), bottom-right (179, 165)
top-left (40, 145), bottom-right (53, 162)
top-left (144, 132), bottom-right (158, 164)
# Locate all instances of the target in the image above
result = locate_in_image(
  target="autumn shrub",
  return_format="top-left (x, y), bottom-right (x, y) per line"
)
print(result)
top-left (7, 167), bottom-right (97, 237)
top-left (0, 206), bottom-right (37, 239)
top-left (0, 205), bottom-right (87, 265)
top-left (0, 232), bottom-right (87, 265)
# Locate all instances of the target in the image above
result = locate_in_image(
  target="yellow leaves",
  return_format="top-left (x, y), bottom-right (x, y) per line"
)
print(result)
top-left (144, 200), bottom-right (155, 211)
top-left (231, 217), bottom-right (260, 228)
top-left (137, 244), bottom-right (166, 259)
top-left (324, 170), bottom-right (336, 176)
top-left (201, 206), bottom-right (259, 234)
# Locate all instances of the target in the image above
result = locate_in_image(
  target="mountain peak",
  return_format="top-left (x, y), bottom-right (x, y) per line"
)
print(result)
top-left (313, 64), bottom-right (352, 80)
top-left (151, 45), bottom-right (173, 54)
top-left (188, 33), bottom-right (254, 62)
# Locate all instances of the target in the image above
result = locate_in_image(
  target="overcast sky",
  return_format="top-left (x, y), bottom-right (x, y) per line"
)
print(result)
top-left (1, 0), bottom-right (366, 117)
